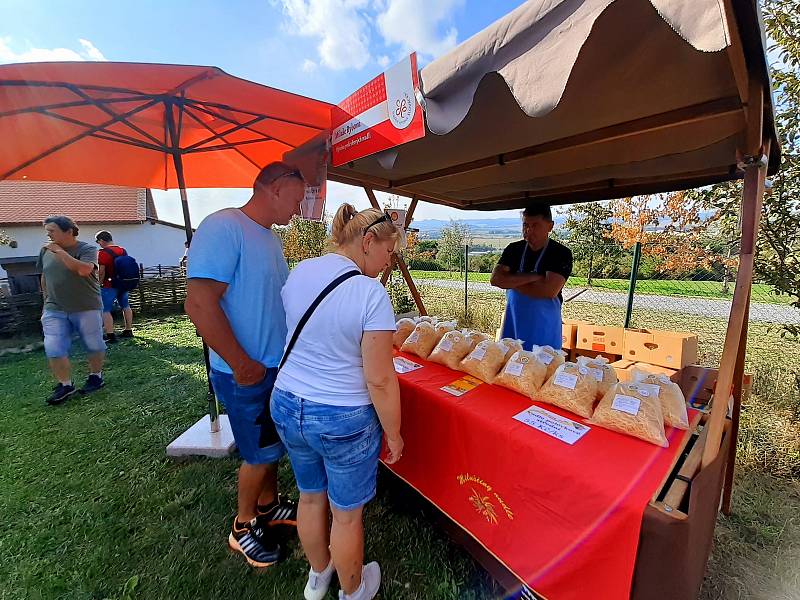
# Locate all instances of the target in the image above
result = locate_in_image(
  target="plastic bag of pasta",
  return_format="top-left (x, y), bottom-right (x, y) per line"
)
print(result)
top-left (464, 330), bottom-right (490, 351)
top-left (494, 350), bottom-right (548, 396)
top-left (415, 315), bottom-right (436, 324)
top-left (577, 355), bottom-right (619, 400)
top-left (429, 330), bottom-right (475, 370)
top-left (535, 345), bottom-right (567, 380)
top-left (631, 370), bottom-right (690, 430)
top-left (434, 320), bottom-right (457, 343)
top-left (400, 321), bottom-right (439, 359)
top-left (393, 318), bottom-right (417, 348)
top-left (458, 340), bottom-right (509, 383)
top-left (536, 362), bottom-right (599, 418)
top-left (498, 338), bottom-right (524, 362)
top-left (589, 382), bottom-right (669, 447)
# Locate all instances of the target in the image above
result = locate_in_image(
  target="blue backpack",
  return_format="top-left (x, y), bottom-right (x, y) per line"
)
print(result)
top-left (103, 248), bottom-right (140, 291)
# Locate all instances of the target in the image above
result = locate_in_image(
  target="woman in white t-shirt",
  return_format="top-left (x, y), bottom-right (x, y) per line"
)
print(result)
top-left (271, 204), bottom-right (404, 600)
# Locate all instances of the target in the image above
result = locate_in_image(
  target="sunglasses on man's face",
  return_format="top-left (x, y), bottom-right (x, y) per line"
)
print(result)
top-left (271, 169), bottom-right (304, 185)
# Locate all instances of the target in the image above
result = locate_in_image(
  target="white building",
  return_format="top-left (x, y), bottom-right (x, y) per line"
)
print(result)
top-left (0, 181), bottom-right (188, 294)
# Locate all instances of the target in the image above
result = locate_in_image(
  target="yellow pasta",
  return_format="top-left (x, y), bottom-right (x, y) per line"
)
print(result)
top-left (494, 350), bottom-right (548, 397)
top-left (589, 382), bottom-right (669, 447)
top-left (536, 362), bottom-right (599, 418)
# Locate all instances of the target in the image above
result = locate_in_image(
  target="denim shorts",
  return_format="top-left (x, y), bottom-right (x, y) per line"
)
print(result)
top-left (41, 309), bottom-right (106, 358)
top-left (101, 287), bottom-right (130, 312)
top-left (270, 387), bottom-right (382, 511)
top-left (209, 368), bottom-right (286, 465)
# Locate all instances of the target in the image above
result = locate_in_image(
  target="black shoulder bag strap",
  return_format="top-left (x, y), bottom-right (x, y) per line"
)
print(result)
top-left (257, 269), bottom-right (360, 447)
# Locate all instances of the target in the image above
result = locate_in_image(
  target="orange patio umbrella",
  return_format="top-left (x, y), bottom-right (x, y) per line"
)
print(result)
top-left (0, 61), bottom-right (333, 241)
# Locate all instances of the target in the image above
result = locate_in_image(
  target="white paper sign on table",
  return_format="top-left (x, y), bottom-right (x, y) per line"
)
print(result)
top-left (513, 405), bottom-right (591, 445)
top-left (612, 394), bottom-right (641, 415)
top-left (393, 356), bottom-right (422, 374)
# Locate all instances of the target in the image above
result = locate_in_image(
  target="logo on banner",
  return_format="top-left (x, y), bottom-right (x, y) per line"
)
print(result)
top-left (385, 55), bottom-right (416, 130)
top-left (457, 473), bottom-right (514, 524)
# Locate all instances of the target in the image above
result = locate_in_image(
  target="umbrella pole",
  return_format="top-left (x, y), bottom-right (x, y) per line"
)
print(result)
top-left (172, 151), bottom-right (220, 435)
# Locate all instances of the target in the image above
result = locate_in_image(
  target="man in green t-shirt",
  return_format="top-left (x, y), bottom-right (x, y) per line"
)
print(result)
top-left (37, 215), bottom-right (106, 405)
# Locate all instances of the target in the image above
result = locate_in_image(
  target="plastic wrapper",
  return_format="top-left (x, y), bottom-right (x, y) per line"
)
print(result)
top-left (577, 355), bottom-right (619, 399)
top-left (465, 330), bottom-right (490, 351)
top-left (428, 330), bottom-right (475, 370)
top-left (536, 362), bottom-right (599, 418)
top-left (393, 318), bottom-right (417, 348)
top-left (400, 321), bottom-right (439, 359)
top-left (494, 350), bottom-right (548, 396)
top-left (631, 369), bottom-right (689, 430)
top-left (589, 382), bottom-right (669, 447)
top-left (498, 338), bottom-right (524, 362)
top-left (434, 321), bottom-right (457, 343)
top-left (536, 345), bottom-right (567, 380)
top-left (458, 340), bottom-right (509, 383)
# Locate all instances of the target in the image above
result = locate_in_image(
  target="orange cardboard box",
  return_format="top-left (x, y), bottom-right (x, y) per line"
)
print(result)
top-left (623, 329), bottom-right (698, 369)
top-left (576, 324), bottom-right (624, 354)
top-left (561, 319), bottom-right (586, 350)
top-left (630, 362), bottom-right (680, 383)
top-left (611, 359), bottom-right (635, 382)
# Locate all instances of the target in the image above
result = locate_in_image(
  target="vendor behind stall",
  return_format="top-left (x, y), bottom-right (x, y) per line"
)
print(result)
top-left (490, 205), bottom-right (573, 350)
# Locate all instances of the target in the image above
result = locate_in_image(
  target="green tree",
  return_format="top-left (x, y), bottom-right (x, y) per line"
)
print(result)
top-left (0, 231), bottom-right (11, 246)
top-left (436, 221), bottom-right (471, 271)
top-left (564, 201), bottom-right (613, 284)
top-left (276, 215), bottom-right (328, 263)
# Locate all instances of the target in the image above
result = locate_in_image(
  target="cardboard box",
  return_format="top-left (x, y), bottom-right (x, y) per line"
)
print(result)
top-left (561, 319), bottom-right (585, 350)
top-left (573, 347), bottom-right (622, 362)
top-left (623, 329), bottom-right (698, 369)
top-left (611, 359), bottom-right (636, 382)
top-left (631, 362), bottom-right (680, 383)
top-left (576, 324), bottom-right (624, 354)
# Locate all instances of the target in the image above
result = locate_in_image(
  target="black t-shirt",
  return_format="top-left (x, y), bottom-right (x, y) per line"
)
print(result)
top-left (497, 238), bottom-right (573, 303)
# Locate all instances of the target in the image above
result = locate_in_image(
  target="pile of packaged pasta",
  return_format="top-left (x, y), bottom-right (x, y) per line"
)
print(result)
top-left (395, 316), bottom-right (689, 447)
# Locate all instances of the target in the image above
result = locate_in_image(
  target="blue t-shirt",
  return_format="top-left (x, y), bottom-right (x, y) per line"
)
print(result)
top-left (187, 208), bottom-right (289, 373)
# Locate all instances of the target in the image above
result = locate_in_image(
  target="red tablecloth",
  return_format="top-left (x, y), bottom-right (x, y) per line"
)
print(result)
top-left (388, 353), bottom-right (696, 600)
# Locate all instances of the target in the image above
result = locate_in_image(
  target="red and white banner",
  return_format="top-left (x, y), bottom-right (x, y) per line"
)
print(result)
top-left (331, 53), bottom-right (425, 167)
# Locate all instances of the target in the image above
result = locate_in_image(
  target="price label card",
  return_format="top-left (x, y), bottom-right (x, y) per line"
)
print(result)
top-left (393, 357), bottom-right (422, 374)
top-left (406, 331), bottom-right (419, 344)
top-left (612, 394), bottom-right (641, 415)
top-left (588, 367), bottom-right (604, 382)
top-left (504, 361), bottom-right (524, 377)
top-left (438, 339), bottom-right (453, 352)
top-left (441, 375), bottom-right (483, 397)
top-left (553, 372), bottom-right (578, 390)
top-left (513, 405), bottom-right (590, 445)
top-left (538, 352), bottom-right (554, 365)
top-left (629, 383), bottom-right (660, 397)
top-left (469, 346), bottom-right (487, 361)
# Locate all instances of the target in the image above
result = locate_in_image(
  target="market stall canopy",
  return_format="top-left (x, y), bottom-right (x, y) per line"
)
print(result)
top-left (0, 62), bottom-right (333, 189)
top-left (329, 0), bottom-right (779, 210)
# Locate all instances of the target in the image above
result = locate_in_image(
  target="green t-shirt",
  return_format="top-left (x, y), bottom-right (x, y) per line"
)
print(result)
top-left (37, 241), bottom-right (102, 313)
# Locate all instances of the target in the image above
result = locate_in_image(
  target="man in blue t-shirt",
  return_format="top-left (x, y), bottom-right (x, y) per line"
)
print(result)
top-left (186, 162), bottom-right (305, 568)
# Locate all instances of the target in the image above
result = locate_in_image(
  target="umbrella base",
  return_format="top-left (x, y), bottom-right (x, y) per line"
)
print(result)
top-left (166, 415), bottom-right (236, 459)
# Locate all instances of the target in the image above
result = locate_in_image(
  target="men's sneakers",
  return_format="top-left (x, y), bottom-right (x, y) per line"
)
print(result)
top-left (79, 374), bottom-right (105, 394)
top-left (104, 333), bottom-right (117, 343)
top-left (258, 497), bottom-right (298, 527)
top-left (228, 517), bottom-right (281, 568)
top-left (46, 383), bottom-right (77, 406)
top-left (119, 329), bottom-right (134, 339)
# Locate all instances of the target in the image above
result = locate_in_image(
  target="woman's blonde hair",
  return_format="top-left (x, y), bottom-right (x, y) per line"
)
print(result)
top-left (328, 204), bottom-right (406, 252)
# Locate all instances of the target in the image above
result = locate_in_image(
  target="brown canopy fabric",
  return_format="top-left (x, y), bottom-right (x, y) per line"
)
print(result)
top-left (329, 0), bottom-right (778, 210)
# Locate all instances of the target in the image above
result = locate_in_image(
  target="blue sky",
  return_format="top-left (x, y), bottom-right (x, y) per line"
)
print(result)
top-left (1, 0), bottom-right (527, 225)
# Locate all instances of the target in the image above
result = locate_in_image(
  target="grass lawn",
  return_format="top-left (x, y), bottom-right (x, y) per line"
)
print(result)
top-left (408, 271), bottom-right (795, 305)
top-left (1, 316), bottom-right (798, 599)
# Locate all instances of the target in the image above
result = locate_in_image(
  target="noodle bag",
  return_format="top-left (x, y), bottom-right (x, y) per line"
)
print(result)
top-left (577, 355), bottom-right (619, 399)
top-left (464, 330), bottom-right (490, 351)
top-left (498, 338), bottom-right (524, 362)
top-left (536, 345), bottom-right (567, 380)
top-left (429, 330), bottom-right (475, 370)
top-left (494, 350), bottom-right (548, 397)
top-left (631, 369), bottom-right (690, 430)
top-left (589, 382), bottom-right (669, 447)
top-left (393, 318), bottom-right (417, 348)
top-left (537, 362), bottom-right (599, 418)
top-left (400, 321), bottom-right (439, 359)
top-left (458, 340), bottom-right (509, 383)
top-left (434, 320), bottom-right (457, 343)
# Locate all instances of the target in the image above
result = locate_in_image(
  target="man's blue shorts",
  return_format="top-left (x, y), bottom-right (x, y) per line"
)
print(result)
top-left (41, 309), bottom-right (106, 358)
top-left (209, 368), bottom-right (286, 465)
top-left (101, 287), bottom-right (130, 313)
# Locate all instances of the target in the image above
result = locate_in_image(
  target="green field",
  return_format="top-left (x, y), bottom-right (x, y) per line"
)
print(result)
top-left (1, 316), bottom-right (798, 599)
top-left (408, 270), bottom-right (796, 305)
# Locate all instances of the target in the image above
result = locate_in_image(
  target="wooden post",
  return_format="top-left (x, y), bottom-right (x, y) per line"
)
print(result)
top-left (722, 289), bottom-right (751, 515)
top-left (702, 151), bottom-right (767, 468)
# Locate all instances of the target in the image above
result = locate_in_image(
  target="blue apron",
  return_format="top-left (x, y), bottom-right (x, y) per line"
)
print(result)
top-left (500, 240), bottom-right (563, 351)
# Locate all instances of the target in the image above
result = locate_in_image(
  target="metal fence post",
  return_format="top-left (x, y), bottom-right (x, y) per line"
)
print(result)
top-left (464, 243), bottom-right (469, 320)
top-left (624, 242), bottom-right (642, 328)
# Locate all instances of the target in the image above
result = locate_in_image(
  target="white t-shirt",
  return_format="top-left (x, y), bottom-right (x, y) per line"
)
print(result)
top-left (275, 253), bottom-right (397, 406)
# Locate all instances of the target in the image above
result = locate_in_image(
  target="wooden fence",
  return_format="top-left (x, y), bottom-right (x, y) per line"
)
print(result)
top-left (0, 265), bottom-right (188, 335)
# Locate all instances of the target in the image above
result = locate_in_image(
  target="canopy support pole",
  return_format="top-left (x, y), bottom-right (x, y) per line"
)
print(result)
top-left (364, 187), bottom-right (427, 316)
top-left (701, 149), bottom-right (767, 469)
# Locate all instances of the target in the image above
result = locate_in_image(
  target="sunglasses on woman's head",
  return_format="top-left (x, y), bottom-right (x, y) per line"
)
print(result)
top-left (364, 211), bottom-right (393, 235)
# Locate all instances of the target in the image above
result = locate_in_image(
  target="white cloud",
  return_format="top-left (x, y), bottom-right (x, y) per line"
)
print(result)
top-left (376, 0), bottom-right (462, 61)
top-left (301, 58), bottom-right (318, 72)
top-left (279, 0), bottom-right (372, 70)
top-left (377, 54), bottom-right (390, 67)
top-left (0, 37), bottom-right (108, 63)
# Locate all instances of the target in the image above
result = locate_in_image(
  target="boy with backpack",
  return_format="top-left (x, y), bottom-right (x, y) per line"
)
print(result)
top-left (95, 231), bottom-right (139, 342)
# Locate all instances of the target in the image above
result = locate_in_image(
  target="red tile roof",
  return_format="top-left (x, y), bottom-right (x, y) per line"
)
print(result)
top-left (0, 181), bottom-right (148, 225)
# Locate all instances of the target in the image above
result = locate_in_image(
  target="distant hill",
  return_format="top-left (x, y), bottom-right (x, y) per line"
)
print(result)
top-left (414, 216), bottom-right (566, 239)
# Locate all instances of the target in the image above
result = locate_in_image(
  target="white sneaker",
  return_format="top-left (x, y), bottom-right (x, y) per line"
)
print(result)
top-left (304, 560), bottom-right (335, 600)
top-left (338, 562), bottom-right (381, 600)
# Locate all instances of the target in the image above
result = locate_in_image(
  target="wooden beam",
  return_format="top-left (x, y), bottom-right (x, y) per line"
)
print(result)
top-left (364, 186), bottom-right (381, 210)
top-left (664, 422), bottom-right (712, 510)
top-left (396, 255), bottom-right (427, 316)
top-left (722, 0), bottom-right (751, 107)
top-left (722, 289), bottom-right (751, 515)
top-left (702, 149), bottom-right (768, 468)
top-left (745, 80), bottom-right (764, 158)
top-left (390, 96), bottom-right (743, 189)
